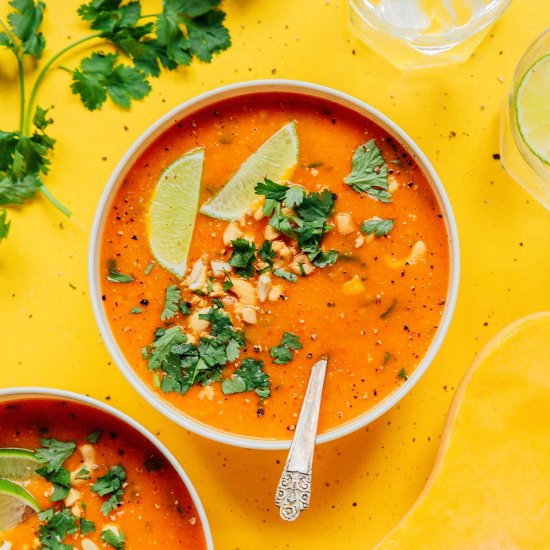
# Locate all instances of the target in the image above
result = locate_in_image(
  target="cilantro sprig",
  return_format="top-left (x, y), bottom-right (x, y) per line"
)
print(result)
top-left (270, 332), bottom-right (302, 364)
top-left (221, 358), bottom-right (270, 398)
top-left (91, 464), bottom-right (127, 516)
top-left (34, 438), bottom-right (76, 502)
top-left (361, 217), bottom-right (394, 237)
top-left (102, 527), bottom-right (126, 549)
top-left (344, 140), bottom-right (391, 203)
top-left (0, 0), bottom-right (231, 241)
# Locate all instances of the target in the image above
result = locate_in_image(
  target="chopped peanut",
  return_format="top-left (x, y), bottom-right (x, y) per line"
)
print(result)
top-left (71, 503), bottom-right (82, 518)
top-left (264, 224), bottom-right (280, 241)
top-left (388, 174), bottom-right (399, 193)
top-left (271, 240), bottom-right (292, 262)
top-left (406, 240), bottom-right (427, 265)
top-left (186, 258), bottom-right (206, 290)
top-left (198, 385), bottom-right (215, 401)
top-left (64, 488), bottom-right (81, 507)
top-left (0, 542), bottom-right (12, 550)
top-left (355, 233), bottom-right (365, 248)
top-left (268, 285), bottom-right (283, 301)
top-left (211, 260), bottom-right (232, 277)
top-left (256, 273), bottom-right (272, 302)
top-left (335, 212), bottom-right (356, 235)
top-left (81, 541), bottom-right (99, 550)
top-left (223, 222), bottom-right (243, 245)
top-left (290, 253), bottom-right (315, 275)
top-left (239, 305), bottom-right (258, 325)
top-left (209, 282), bottom-right (225, 297)
top-left (188, 308), bottom-right (210, 333)
top-left (71, 444), bottom-right (97, 486)
top-left (342, 275), bottom-right (366, 296)
top-left (230, 279), bottom-right (257, 306)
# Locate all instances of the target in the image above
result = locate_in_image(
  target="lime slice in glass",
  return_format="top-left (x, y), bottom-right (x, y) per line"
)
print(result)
top-left (515, 53), bottom-right (550, 165)
top-left (200, 121), bottom-right (299, 221)
top-left (0, 478), bottom-right (40, 531)
top-left (0, 449), bottom-right (40, 481)
top-left (148, 147), bottom-right (205, 278)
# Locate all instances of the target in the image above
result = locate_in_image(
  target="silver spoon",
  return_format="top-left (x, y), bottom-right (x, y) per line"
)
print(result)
top-left (275, 356), bottom-right (328, 521)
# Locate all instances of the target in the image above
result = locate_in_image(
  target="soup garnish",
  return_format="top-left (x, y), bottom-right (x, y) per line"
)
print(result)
top-left (100, 92), bottom-right (450, 439)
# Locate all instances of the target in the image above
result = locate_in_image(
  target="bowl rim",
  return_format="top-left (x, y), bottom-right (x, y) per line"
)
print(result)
top-left (0, 386), bottom-right (214, 550)
top-left (88, 78), bottom-right (460, 451)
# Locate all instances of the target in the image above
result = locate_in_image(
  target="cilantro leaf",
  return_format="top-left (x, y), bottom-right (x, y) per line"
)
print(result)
top-left (186, 8), bottom-right (230, 62)
top-left (102, 527), bottom-right (126, 549)
top-left (380, 299), bottom-right (397, 319)
top-left (107, 259), bottom-right (133, 283)
top-left (255, 178), bottom-right (288, 201)
top-left (71, 52), bottom-right (151, 111)
top-left (295, 189), bottom-right (335, 222)
top-left (161, 284), bottom-right (181, 321)
top-left (273, 267), bottom-right (297, 283)
top-left (130, 306), bottom-right (143, 314)
top-left (257, 240), bottom-right (275, 271)
top-left (222, 358), bottom-right (270, 398)
top-left (147, 326), bottom-right (187, 371)
top-left (38, 508), bottom-right (78, 549)
top-left (5, 0), bottom-right (46, 58)
top-left (361, 217), bottom-right (394, 237)
top-left (80, 518), bottom-right (96, 536)
top-left (270, 332), bottom-right (302, 364)
top-left (229, 238), bottom-right (256, 278)
top-left (0, 209), bottom-right (10, 242)
top-left (92, 464), bottom-right (127, 516)
top-left (312, 249), bottom-right (338, 267)
top-left (284, 185), bottom-right (305, 208)
top-left (397, 367), bottom-right (408, 380)
top-left (36, 466), bottom-right (71, 501)
top-left (34, 438), bottom-right (76, 473)
top-left (344, 140), bottom-right (391, 203)
top-left (85, 429), bottom-right (103, 443)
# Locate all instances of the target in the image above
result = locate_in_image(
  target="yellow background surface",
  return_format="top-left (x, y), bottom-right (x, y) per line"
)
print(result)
top-left (1, 1), bottom-right (549, 548)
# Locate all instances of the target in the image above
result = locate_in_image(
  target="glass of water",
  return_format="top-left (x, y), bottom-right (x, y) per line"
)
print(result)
top-left (348, 0), bottom-right (512, 69)
top-left (500, 28), bottom-right (550, 210)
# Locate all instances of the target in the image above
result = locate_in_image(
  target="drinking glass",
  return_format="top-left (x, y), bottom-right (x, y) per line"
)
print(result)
top-left (348, 0), bottom-right (512, 69)
top-left (500, 28), bottom-right (550, 210)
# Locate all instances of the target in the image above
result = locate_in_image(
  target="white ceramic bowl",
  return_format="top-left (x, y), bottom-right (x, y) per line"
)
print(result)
top-left (0, 387), bottom-right (213, 550)
top-left (89, 80), bottom-right (460, 450)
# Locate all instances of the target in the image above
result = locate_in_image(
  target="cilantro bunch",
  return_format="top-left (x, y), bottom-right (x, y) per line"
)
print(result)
top-left (0, 0), bottom-right (231, 242)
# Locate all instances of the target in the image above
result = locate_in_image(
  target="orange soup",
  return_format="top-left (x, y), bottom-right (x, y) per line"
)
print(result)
top-left (0, 398), bottom-right (206, 548)
top-left (99, 92), bottom-right (450, 440)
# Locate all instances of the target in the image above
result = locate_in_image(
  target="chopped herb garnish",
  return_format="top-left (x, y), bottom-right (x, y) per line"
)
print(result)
top-left (270, 332), bottom-right (303, 364)
top-left (107, 259), bottom-right (133, 283)
top-left (85, 429), bottom-right (103, 444)
top-left (0, 209), bottom-right (10, 242)
top-left (257, 240), bottom-right (275, 271)
top-left (144, 262), bottom-right (155, 275)
top-left (91, 464), bottom-right (127, 516)
top-left (179, 301), bottom-right (191, 315)
top-left (80, 517), bottom-right (96, 536)
top-left (273, 267), bottom-right (297, 283)
top-left (229, 238), bottom-right (257, 278)
top-left (383, 351), bottom-right (394, 365)
top-left (222, 270), bottom-right (234, 290)
top-left (221, 358), bottom-right (270, 398)
top-left (361, 218), bottom-right (394, 237)
top-left (397, 368), bottom-right (408, 380)
top-left (34, 438), bottom-right (76, 473)
top-left (38, 508), bottom-right (78, 547)
top-left (380, 299), bottom-right (397, 319)
top-left (344, 140), bottom-right (391, 203)
top-left (102, 527), bottom-right (126, 549)
top-left (161, 284), bottom-right (181, 321)
top-left (130, 306), bottom-right (143, 315)
top-left (74, 466), bottom-right (91, 480)
top-left (284, 185), bottom-right (306, 208)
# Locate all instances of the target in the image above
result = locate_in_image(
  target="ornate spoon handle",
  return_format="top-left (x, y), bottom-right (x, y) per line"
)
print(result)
top-left (275, 356), bottom-right (328, 521)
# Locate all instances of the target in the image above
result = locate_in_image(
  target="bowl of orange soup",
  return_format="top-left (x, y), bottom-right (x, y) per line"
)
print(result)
top-left (0, 387), bottom-right (212, 549)
top-left (89, 80), bottom-right (459, 450)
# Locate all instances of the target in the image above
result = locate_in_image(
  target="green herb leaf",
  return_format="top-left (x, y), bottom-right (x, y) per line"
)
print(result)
top-left (4, 0), bottom-right (46, 58)
top-left (36, 466), bottom-right (71, 501)
top-left (361, 217), bottom-right (394, 237)
top-left (380, 299), bottom-right (397, 319)
top-left (144, 261), bottom-right (155, 275)
top-left (222, 358), bottom-right (270, 398)
top-left (255, 178), bottom-right (287, 201)
top-left (229, 238), bottom-right (256, 278)
top-left (85, 429), bottom-right (103, 444)
top-left (344, 140), bottom-right (391, 203)
top-left (0, 209), bottom-right (10, 242)
top-left (38, 508), bottom-right (78, 548)
top-left (92, 464), bottom-right (127, 516)
top-left (147, 326), bottom-right (187, 371)
top-left (71, 52), bottom-right (151, 111)
top-left (80, 517), bottom-right (96, 536)
top-left (257, 240), bottom-right (275, 271)
top-left (295, 188), bottom-right (335, 222)
top-left (284, 185), bottom-right (305, 208)
top-left (130, 306), bottom-right (143, 314)
top-left (34, 438), bottom-right (76, 473)
top-left (74, 466), bottom-right (91, 480)
top-left (102, 527), bottom-right (126, 549)
top-left (161, 284), bottom-right (181, 321)
top-left (397, 368), bottom-right (408, 380)
top-left (107, 259), bottom-right (133, 283)
top-left (273, 267), bottom-right (297, 283)
top-left (270, 332), bottom-right (302, 364)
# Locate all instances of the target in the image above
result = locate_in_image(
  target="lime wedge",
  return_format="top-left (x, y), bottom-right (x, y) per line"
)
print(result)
top-left (515, 53), bottom-right (550, 165)
top-left (0, 478), bottom-right (40, 531)
top-left (0, 449), bottom-right (40, 481)
top-left (148, 148), bottom-right (205, 278)
top-left (200, 121), bottom-right (299, 220)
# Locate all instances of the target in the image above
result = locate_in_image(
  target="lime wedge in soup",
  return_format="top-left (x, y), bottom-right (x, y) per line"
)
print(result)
top-left (0, 478), bottom-right (40, 531)
top-left (148, 147), bottom-right (205, 278)
top-left (200, 121), bottom-right (299, 220)
top-left (515, 53), bottom-right (550, 165)
top-left (0, 449), bottom-right (40, 481)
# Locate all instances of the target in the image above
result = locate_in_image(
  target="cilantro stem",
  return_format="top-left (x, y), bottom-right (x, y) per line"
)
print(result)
top-left (40, 184), bottom-right (71, 217)
top-left (24, 32), bottom-right (103, 135)
top-left (17, 57), bottom-right (25, 132)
